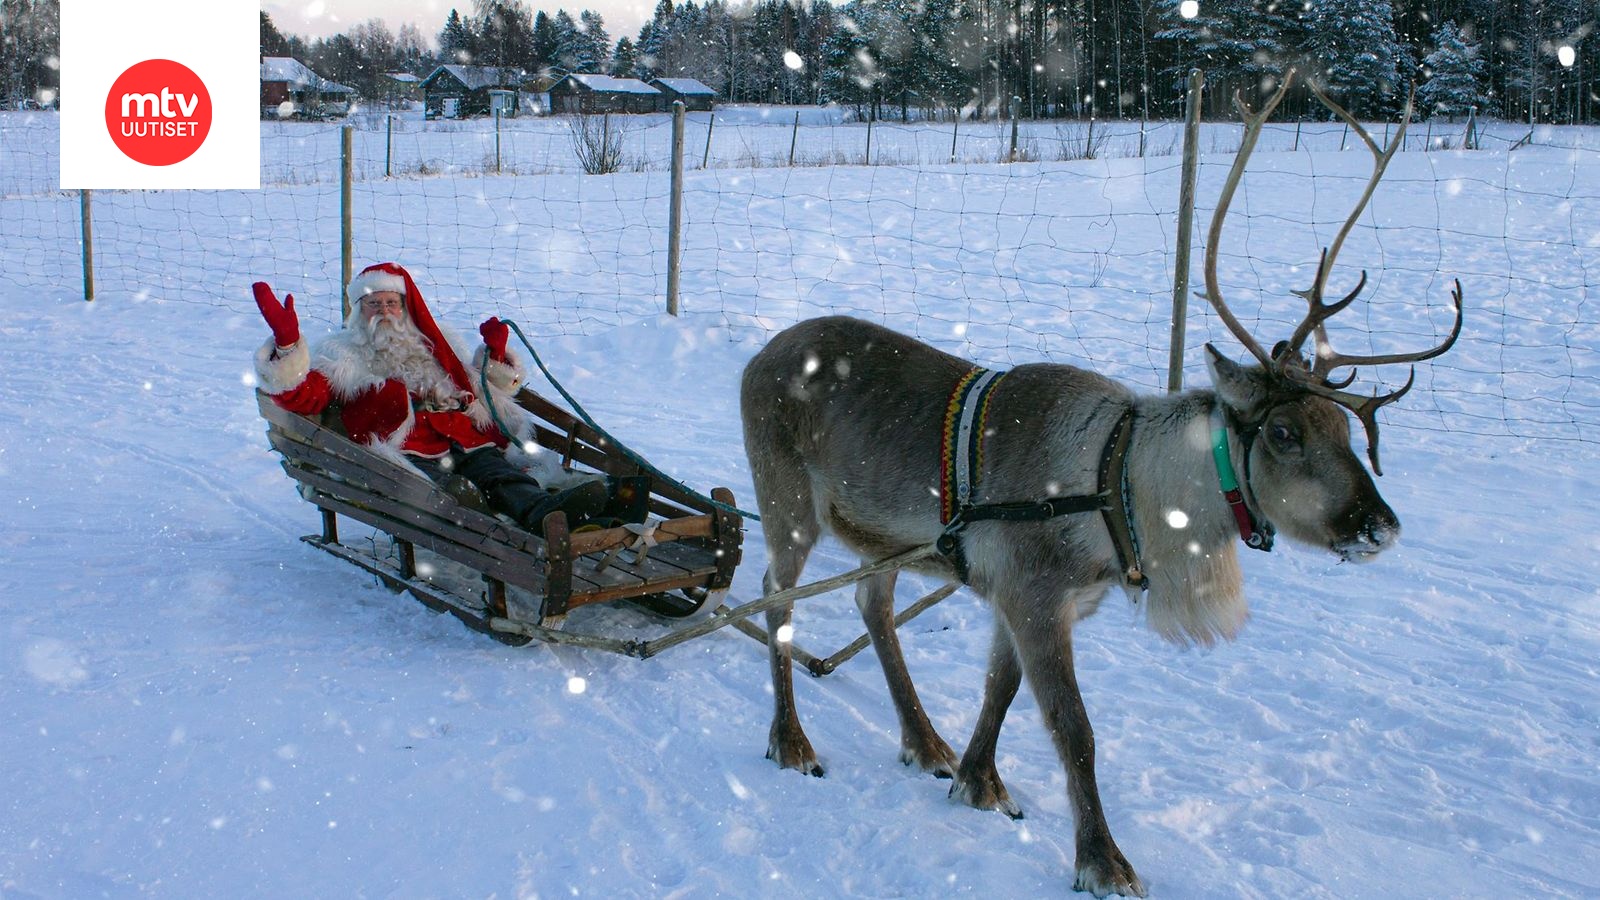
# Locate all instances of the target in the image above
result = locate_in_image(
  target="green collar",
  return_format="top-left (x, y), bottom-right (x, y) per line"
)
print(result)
top-left (1210, 409), bottom-right (1273, 551)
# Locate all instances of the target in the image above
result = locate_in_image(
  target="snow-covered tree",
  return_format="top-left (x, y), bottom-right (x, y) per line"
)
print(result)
top-left (438, 8), bottom-right (477, 64)
top-left (530, 10), bottom-right (560, 73)
top-left (578, 10), bottom-right (611, 74)
top-left (1305, 0), bottom-right (1406, 119)
top-left (551, 10), bottom-right (585, 73)
top-left (1154, 0), bottom-right (1288, 105)
top-left (1418, 20), bottom-right (1486, 121)
top-left (610, 35), bottom-right (638, 78)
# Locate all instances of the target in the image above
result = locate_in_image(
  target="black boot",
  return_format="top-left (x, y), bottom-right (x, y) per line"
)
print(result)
top-left (451, 447), bottom-right (607, 537)
top-left (516, 480), bottom-right (609, 536)
top-left (602, 476), bottom-right (653, 525)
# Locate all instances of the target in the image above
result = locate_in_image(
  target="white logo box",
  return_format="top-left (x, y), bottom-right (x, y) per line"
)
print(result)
top-left (60, 0), bottom-right (258, 189)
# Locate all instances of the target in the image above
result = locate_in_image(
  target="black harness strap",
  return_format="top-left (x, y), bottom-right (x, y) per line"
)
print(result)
top-left (1096, 408), bottom-right (1147, 588)
top-left (937, 407), bottom-right (1147, 590)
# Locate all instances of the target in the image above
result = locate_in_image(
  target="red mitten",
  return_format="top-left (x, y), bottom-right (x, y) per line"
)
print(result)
top-left (253, 282), bottom-right (300, 347)
top-left (479, 316), bottom-right (510, 362)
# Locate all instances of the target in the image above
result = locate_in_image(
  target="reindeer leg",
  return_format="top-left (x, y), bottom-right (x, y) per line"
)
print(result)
top-left (762, 558), bottom-right (823, 776)
top-left (1006, 594), bottom-right (1145, 898)
top-left (855, 567), bottom-right (958, 777)
top-left (951, 618), bottom-right (1024, 818)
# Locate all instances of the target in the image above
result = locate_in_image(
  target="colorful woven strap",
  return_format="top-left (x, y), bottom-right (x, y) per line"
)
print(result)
top-left (940, 367), bottom-right (1007, 524)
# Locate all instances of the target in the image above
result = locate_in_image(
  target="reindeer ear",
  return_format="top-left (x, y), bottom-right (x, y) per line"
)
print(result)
top-left (1204, 344), bottom-right (1268, 415)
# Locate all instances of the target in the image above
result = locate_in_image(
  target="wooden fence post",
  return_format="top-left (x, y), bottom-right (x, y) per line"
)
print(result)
top-left (1009, 96), bottom-right (1021, 161)
top-left (495, 109), bottom-right (503, 174)
top-left (385, 114), bottom-right (393, 177)
top-left (951, 111), bottom-right (960, 162)
top-left (789, 110), bottom-right (799, 166)
top-left (80, 189), bottom-right (94, 302)
top-left (341, 125), bottom-right (353, 321)
top-left (1168, 69), bottom-right (1204, 394)
top-left (668, 101), bottom-right (685, 317)
top-left (702, 113), bottom-right (714, 169)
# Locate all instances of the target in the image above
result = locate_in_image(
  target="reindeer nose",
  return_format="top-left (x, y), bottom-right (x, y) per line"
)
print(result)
top-left (1362, 505), bottom-right (1401, 551)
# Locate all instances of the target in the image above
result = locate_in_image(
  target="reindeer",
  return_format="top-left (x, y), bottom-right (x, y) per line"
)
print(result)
top-left (738, 72), bottom-right (1463, 897)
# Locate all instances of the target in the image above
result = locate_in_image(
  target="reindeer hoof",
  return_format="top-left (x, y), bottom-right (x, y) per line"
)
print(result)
top-left (1073, 844), bottom-right (1145, 898)
top-left (766, 739), bottom-right (824, 777)
top-left (950, 766), bottom-right (1023, 819)
top-left (899, 735), bottom-right (959, 779)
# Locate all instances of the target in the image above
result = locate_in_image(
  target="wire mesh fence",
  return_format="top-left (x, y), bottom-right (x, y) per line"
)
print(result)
top-left (1, 106), bottom-right (1594, 445)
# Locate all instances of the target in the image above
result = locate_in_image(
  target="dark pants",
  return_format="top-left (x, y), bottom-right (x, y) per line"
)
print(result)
top-left (413, 445), bottom-right (609, 535)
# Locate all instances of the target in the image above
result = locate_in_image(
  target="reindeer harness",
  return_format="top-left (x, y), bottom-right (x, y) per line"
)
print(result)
top-left (935, 367), bottom-right (1147, 590)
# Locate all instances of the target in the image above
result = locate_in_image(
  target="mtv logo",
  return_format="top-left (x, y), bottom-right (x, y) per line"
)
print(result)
top-left (59, 1), bottom-right (257, 189)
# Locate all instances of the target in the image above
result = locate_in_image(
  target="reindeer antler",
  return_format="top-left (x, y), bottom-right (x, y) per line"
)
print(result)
top-left (1201, 74), bottom-right (1466, 475)
top-left (1202, 70), bottom-right (1296, 369)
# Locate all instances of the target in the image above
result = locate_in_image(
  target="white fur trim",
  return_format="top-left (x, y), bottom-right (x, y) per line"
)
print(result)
top-left (471, 345), bottom-right (524, 393)
top-left (254, 338), bottom-right (311, 394)
top-left (346, 268), bottom-right (407, 305)
top-left (446, 329), bottom-right (530, 440)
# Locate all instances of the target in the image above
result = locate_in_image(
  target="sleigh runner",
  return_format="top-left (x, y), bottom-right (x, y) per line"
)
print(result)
top-left (257, 386), bottom-right (743, 647)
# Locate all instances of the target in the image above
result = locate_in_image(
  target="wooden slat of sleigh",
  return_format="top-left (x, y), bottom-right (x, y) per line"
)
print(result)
top-left (514, 391), bottom-right (708, 519)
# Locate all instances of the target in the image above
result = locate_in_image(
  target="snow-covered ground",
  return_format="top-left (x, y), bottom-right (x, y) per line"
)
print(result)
top-left (1, 110), bottom-right (1597, 898)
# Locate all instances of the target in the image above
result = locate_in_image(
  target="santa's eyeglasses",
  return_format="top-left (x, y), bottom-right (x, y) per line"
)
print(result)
top-left (360, 294), bottom-right (404, 315)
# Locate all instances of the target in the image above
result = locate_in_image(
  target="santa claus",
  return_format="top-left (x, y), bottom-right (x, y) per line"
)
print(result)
top-left (252, 262), bottom-right (611, 534)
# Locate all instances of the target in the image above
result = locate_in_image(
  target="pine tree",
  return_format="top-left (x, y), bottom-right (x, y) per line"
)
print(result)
top-left (551, 10), bottom-right (584, 73)
top-left (610, 35), bottom-right (638, 77)
top-left (1305, 0), bottom-right (1406, 119)
top-left (261, 11), bottom-right (293, 58)
top-left (531, 11), bottom-right (560, 73)
top-left (1418, 20), bottom-right (1486, 121)
top-left (439, 8), bottom-right (476, 64)
top-left (579, 10), bottom-right (611, 74)
top-left (1153, 0), bottom-right (1288, 114)
top-left (819, 2), bottom-right (879, 111)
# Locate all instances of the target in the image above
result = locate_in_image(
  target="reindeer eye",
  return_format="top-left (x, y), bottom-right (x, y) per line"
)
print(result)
top-left (1269, 423), bottom-right (1298, 446)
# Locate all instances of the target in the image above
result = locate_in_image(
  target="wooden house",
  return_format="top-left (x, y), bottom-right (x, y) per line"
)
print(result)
top-left (547, 74), bottom-right (661, 115)
top-left (648, 78), bottom-right (717, 112)
top-left (421, 65), bottom-right (526, 120)
top-left (260, 57), bottom-right (355, 119)
top-left (377, 72), bottom-right (422, 109)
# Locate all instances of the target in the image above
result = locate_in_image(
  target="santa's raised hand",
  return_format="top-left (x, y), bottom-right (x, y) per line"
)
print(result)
top-left (253, 282), bottom-right (300, 348)
top-left (479, 316), bottom-right (510, 362)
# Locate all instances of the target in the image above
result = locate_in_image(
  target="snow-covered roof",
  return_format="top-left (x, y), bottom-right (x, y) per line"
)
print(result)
top-left (563, 74), bottom-right (660, 96)
top-left (261, 57), bottom-right (321, 88)
top-left (651, 78), bottom-right (716, 97)
top-left (425, 65), bottom-right (525, 91)
top-left (260, 57), bottom-right (354, 94)
top-left (384, 72), bottom-right (421, 84)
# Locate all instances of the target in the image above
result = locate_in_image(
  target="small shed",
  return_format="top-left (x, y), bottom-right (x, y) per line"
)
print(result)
top-left (260, 57), bottom-right (355, 119)
top-left (377, 72), bottom-right (422, 109)
top-left (649, 78), bottom-right (717, 112)
top-left (548, 74), bottom-right (661, 115)
top-left (420, 65), bottom-right (526, 120)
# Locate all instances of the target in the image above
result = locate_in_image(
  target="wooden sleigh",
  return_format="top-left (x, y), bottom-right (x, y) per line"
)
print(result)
top-left (257, 387), bottom-right (744, 651)
top-left (259, 387), bottom-right (961, 669)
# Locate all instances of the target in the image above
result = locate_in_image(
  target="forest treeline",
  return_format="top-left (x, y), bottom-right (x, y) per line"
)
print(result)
top-left (4, 0), bottom-right (1595, 122)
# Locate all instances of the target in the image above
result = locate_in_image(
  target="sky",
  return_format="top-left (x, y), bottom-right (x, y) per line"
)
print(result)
top-left (262, 0), bottom-right (656, 50)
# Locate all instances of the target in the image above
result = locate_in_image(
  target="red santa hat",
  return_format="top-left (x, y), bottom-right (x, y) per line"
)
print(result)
top-left (347, 262), bottom-right (475, 397)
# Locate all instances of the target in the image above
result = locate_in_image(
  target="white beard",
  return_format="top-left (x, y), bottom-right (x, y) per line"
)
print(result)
top-left (359, 314), bottom-right (465, 409)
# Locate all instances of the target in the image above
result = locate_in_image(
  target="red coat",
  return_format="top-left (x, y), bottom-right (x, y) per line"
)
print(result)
top-left (255, 325), bottom-right (524, 459)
